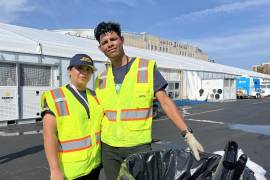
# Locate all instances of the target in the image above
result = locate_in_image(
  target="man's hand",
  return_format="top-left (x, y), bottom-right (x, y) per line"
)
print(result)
top-left (184, 132), bottom-right (204, 161)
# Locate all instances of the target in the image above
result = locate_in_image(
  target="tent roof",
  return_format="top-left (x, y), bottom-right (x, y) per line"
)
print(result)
top-left (0, 22), bottom-right (105, 60)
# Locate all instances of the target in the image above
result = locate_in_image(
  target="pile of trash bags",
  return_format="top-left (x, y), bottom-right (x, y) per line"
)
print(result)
top-left (118, 141), bottom-right (264, 180)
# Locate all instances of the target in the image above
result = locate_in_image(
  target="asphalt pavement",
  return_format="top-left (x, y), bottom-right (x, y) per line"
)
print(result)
top-left (0, 97), bottom-right (270, 180)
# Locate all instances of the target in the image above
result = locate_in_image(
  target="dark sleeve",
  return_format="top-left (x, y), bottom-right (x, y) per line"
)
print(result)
top-left (41, 98), bottom-right (55, 118)
top-left (154, 65), bottom-right (168, 93)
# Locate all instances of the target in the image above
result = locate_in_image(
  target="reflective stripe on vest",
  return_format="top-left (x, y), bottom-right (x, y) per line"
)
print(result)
top-left (96, 132), bottom-right (101, 144)
top-left (98, 71), bottom-right (107, 89)
top-left (104, 110), bottom-right (117, 121)
top-left (121, 107), bottom-right (152, 121)
top-left (59, 135), bottom-right (91, 153)
top-left (137, 59), bottom-right (149, 83)
top-left (50, 88), bottom-right (70, 116)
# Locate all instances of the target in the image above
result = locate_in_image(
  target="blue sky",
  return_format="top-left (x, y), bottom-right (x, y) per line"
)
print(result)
top-left (1, 0), bottom-right (270, 70)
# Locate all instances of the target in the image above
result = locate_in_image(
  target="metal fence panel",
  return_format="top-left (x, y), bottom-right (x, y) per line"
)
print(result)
top-left (20, 64), bottom-right (51, 86)
top-left (0, 63), bottom-right (16, 86)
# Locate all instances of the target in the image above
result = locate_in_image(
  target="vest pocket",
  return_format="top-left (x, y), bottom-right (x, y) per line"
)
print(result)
top-left (135, 89), bottom-right (152, 107)
top-left (126, 86), bottom-right (152, 130)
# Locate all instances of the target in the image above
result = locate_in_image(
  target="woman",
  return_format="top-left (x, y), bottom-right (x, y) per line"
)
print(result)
top-left (41, 54), bottom-right (102, 180)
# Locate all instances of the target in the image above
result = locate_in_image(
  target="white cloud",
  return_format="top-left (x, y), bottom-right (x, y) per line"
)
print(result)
top-left (176, 0), bottom-right (270, 21)
top-left (192, 26), bottom-right (270, 51)
top-left (149, 0), bottom-right (270, 31)
top-left (0, 0), bottom-right (34, 23)
top-left (188, 25), bottom-right (270, 65)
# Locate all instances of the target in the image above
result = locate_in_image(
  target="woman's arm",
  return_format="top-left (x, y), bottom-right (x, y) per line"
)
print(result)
top-left (43, 113), bottom-right (64, 180)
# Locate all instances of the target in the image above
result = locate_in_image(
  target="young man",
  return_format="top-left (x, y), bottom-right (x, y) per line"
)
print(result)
top-left (94, 22), bottom-right (204, 180)
top-left (42, 54), bottom-right (102, 180)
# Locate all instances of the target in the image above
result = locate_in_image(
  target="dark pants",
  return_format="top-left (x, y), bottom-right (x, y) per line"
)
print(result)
top-left (74, 166), bottom-right (102, 180)
top-left (101, 142), bottom-right (151, 180)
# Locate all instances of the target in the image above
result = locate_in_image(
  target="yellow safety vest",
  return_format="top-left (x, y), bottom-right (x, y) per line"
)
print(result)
top-left (41, 85), bottom-right (102, 179)
top-left (95, 57), bottom-right (155, 147)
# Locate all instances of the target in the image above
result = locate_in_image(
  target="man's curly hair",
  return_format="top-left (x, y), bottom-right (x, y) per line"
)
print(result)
top-left (94, 21), bottom-right (122, 43)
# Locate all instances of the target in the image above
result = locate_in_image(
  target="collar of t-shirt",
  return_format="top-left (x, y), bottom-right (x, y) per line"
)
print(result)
top-left (112, 57), bottom-right (135, 93)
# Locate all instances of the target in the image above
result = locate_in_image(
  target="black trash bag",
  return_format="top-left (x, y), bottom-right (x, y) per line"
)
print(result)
top-left (118, 142), bottom-right (257, 180)
top-left (118, 148), bottom-right (194, 180)
top-left (190, 153), bottom-right (222, 180)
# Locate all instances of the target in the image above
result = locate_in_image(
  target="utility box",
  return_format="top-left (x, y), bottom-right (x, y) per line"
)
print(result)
top-left (236, 77), bottom-right (260, 99)
top-left (19, 64), bottom-right (58, 123)
top-left (253, 78), bottom-right (260, 96)
top-left (0, 63), bottom-right (18, 124)
top-left (260, 80), bottom-right (270, 97)
top-left (0, 62), bottom-right (59, 125)
top-left (201, 79), bottom-right (236, 102)
top-left (0, 87), bottom-right (18, 122)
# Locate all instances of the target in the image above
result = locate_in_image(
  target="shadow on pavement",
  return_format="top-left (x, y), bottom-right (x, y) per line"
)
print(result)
top-left (0, 145), bottom-right (44, 164)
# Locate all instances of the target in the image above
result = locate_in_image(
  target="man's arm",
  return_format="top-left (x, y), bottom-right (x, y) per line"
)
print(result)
top-left (155, 90), bottom-right (188, 131)
top-left (43, 113), bottom-right (64, 180)
top-left (155, 90), bottom-right (204, 160)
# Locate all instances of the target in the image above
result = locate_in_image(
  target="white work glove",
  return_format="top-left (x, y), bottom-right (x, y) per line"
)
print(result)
top-left (184, 132), bottom-right (204, 161)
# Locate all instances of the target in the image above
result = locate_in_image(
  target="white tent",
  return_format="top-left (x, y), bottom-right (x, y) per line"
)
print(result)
top-left (1, 22), bottom-right (269, 79)
top-left (1, 22), bottom-right (270, 124)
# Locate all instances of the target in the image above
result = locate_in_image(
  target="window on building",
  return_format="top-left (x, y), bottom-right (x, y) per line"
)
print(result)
top-left (198, 71), bottom-right (203, 79)
top-left (224, 80), bottom-right (230, 87)
top-left (175, 91), bottom-right (179, 98)
top-left (175, 82), bottom-right (179, 90)
top-left (168, 82), bottom-right (174, 89)
top-left (166, 81), bottom-right (180, 99)
top-left (230, 80), bottom-right (235, 87)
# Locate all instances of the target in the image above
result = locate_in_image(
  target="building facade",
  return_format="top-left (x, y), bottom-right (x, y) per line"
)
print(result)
top-left (123, 32), bottom-right (208, 61)
top-left (55, 29), bottom-right (208, 61)
top-left (252, 63), bottom-right (270, 74)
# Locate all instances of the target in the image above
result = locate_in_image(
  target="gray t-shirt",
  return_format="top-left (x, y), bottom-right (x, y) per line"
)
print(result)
top-left (112, 57), bottom-right (168, 94)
